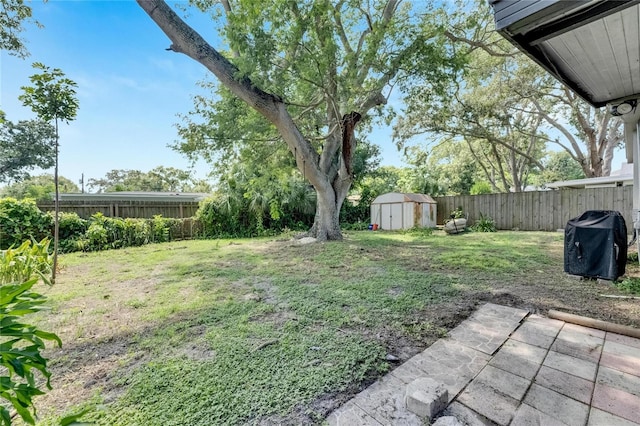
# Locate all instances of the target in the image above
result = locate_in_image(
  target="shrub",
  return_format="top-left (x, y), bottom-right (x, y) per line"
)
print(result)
top-left (450, 207), bottom-right (465, 219)
top-left (0, 239), bottom-right (52, 285)
top-left (472, 213), bottom-right (497, 232)
top-left (123, 218), bottom-right (151, 247)
top-left (470, 181), bottom-right (493, 195)
top-left (1, 200), bottom-right (196, 253)
top-left (341, 221), bottom-right (370, 231)
top-left (55, 212), bottom-right (88, 240)
top-left (0, 198), bottom-right (53, 249)
top-left (196, 195), bottom-right (250, 238)
top-left (1, 239), bottom-right (61, 425)
top-left (150, 215), bottom-right (171, 243)
top-left (86, 220), bottom-right (109, 251)
top-left (63, 214), bottom-right (189, 252)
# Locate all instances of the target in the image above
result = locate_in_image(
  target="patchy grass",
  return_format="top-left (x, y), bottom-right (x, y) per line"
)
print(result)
top-left (29, 231), bottom-right (639, 425)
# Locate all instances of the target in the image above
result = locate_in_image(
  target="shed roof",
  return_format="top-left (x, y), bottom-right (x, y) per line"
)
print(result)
top-left (371, 192), bottom-right (436, 204)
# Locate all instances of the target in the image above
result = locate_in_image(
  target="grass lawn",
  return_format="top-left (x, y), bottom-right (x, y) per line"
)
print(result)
top-left (30, 230), bottom-right (639, 425)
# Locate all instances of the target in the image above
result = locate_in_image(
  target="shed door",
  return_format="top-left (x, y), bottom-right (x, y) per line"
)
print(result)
top-left (422, 203), bottom-right (431, 227)
top-left (391, 203), bottom-right (403, 230)
top-left (381, 204), bottom-right (392, 230)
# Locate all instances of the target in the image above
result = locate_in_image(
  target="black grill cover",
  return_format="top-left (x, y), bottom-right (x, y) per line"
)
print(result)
top-left (564, 210), bottom-right (627, 281)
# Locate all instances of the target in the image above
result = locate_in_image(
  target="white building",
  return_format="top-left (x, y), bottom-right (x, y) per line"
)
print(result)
top-left (546, 164), bottom-right (633, 190)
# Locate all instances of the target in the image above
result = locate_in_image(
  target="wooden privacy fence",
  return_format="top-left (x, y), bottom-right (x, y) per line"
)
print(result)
top-left (166, 217), bottom-right (203, 240)
top-left (434, 186), bottom-right (634, 231)
top-left (37, 200), bottom-right (201, 219)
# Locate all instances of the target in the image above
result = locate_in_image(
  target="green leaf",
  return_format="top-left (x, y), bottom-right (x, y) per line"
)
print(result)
top-left (34, 329), bottom-right (62, 347)
top-left (60, 408), bottom-right (94, 426)
top-left (0, 406), bottom-right (11, 426)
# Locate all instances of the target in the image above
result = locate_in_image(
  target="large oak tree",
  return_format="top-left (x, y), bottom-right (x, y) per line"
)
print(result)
top-left (397, 3), bottom-right (623, 193)
top-left (137, 0), bottom-right (456, 240)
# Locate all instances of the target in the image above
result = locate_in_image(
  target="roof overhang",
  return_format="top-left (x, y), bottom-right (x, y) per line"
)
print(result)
top-left (546, 174), bottom-right (633, 189)
top-left (490, 0), bottom-right (640, 109)
top-left (55, 192), bottom-right (208, 202)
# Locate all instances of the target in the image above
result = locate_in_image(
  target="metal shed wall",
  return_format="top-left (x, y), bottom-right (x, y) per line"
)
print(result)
top-left (370, 192), bottom-right (437, 230)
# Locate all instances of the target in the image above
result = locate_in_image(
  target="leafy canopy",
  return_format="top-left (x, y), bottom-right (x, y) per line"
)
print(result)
top-left (19, 62), bottom-right (78, 124)
top-left (87, 166), bottom-right (211, 193)
top-left (174, 0), bottom-right (460, 188)
top-left (0, 0), bottom-right (40, 58)
top-left (0, 116), bottom-right (56, 183)
top-left (0, 174), bottom-right (80, 201)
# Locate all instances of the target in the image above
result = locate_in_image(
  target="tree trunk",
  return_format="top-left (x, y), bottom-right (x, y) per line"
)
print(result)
top-left (309, 187), bottom-right (342, 241)
top-left (52, 119), bottom-right (59, 285)
top-left (306, 112), bottom-right (361, 240)
top-left (137, 0), bottom-right (378, 241)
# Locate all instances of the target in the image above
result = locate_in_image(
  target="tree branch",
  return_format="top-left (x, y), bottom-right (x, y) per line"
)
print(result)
top-left (136, 0), bottom-right (324, 188)
top-left (443, 30), bottom-right (517, 58)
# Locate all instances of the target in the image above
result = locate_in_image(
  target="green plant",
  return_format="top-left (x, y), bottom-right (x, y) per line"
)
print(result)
top-left (471, 213), bottom-right (497, 232)
top-left (150, 215), bottom-right (171, 243)
top-left (616, 277), bottom-right (640, 295)
top-left (43, 212), bottom-right (195, 253)
top-left (55, 212), bottom-right (88, 240)
top-left (403, 226), bottom-right (434, 237)
top-left (1, 239), bottom-right (61, 425)
top-left (340, 221), bottom-right (370, 231)
top-left (0, 239), bottom-right (52, 285)
top-left (20, 62), bottom-right (79, 285)
top-left (470, 181), bottom-right (492, 195)
top-left (86, 221), bottom-right (108, 251)
top-left (450, 207), bottom-right (465, 219)
top-left (123, 218), bottom-right (150, 247)
top-left (0, 198), bottom-right (53, 250)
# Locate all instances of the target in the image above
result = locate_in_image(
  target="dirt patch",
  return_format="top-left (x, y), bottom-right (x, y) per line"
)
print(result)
top-left (252, 278), bottom-right (279, 304)
top-left (39, 336), bottom-right (149, 418)
top-left (32, 235), bottom-right (640, 424)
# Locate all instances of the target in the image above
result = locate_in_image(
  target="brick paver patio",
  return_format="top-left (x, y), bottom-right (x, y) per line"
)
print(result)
top-left (326, 303), bottom-right (640, 426)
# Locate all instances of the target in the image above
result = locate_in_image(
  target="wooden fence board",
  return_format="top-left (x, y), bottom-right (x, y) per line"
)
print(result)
top-left (434, 187), bottom-right (634, 231)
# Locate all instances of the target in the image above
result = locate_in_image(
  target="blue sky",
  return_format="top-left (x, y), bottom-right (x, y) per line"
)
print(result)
top-left (1, 1), bottom-right (626, 191)
top-left (1, 0), bottom-right (401, 189)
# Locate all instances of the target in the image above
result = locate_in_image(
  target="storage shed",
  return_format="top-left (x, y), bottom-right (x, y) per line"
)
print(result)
top-left (370, 192), bottom-right (437, 230)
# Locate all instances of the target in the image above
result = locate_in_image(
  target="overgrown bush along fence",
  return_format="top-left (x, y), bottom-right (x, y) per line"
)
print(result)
top-left (435, 186), bottom-right (633, 231)
top-left (36, 200), bottom-right (201, 219)
top-left (1, 198), bottom-right (203, 251)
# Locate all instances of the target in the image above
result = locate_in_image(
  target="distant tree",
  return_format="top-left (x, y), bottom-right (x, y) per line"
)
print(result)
top-left (137, 0), bottom-right (460, 240)
top-left (20, 62), bottom-right (79, 285)
top-left (403, 143), bottom-right (484, 196)
top-left (443, 3), bottom-right (623, 178)
top-left (0, 114), bottom-right (56, 183)
top-left (534, 151), bottom-right (586, 186)
top-left (87, 166), bottom-right (208, 193)
top-left (397, 42), bottom-right (547, 192)
top-left (0, 174), bottom-right (79, 202)
top-left (398, 2), bottom-right (623, 194)
top-left (355, 166), bottom-right (408, 198)
top-left (527, 83), bottom-right (623, 177)
top-left (470, 181), bottom-right (492, 195)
